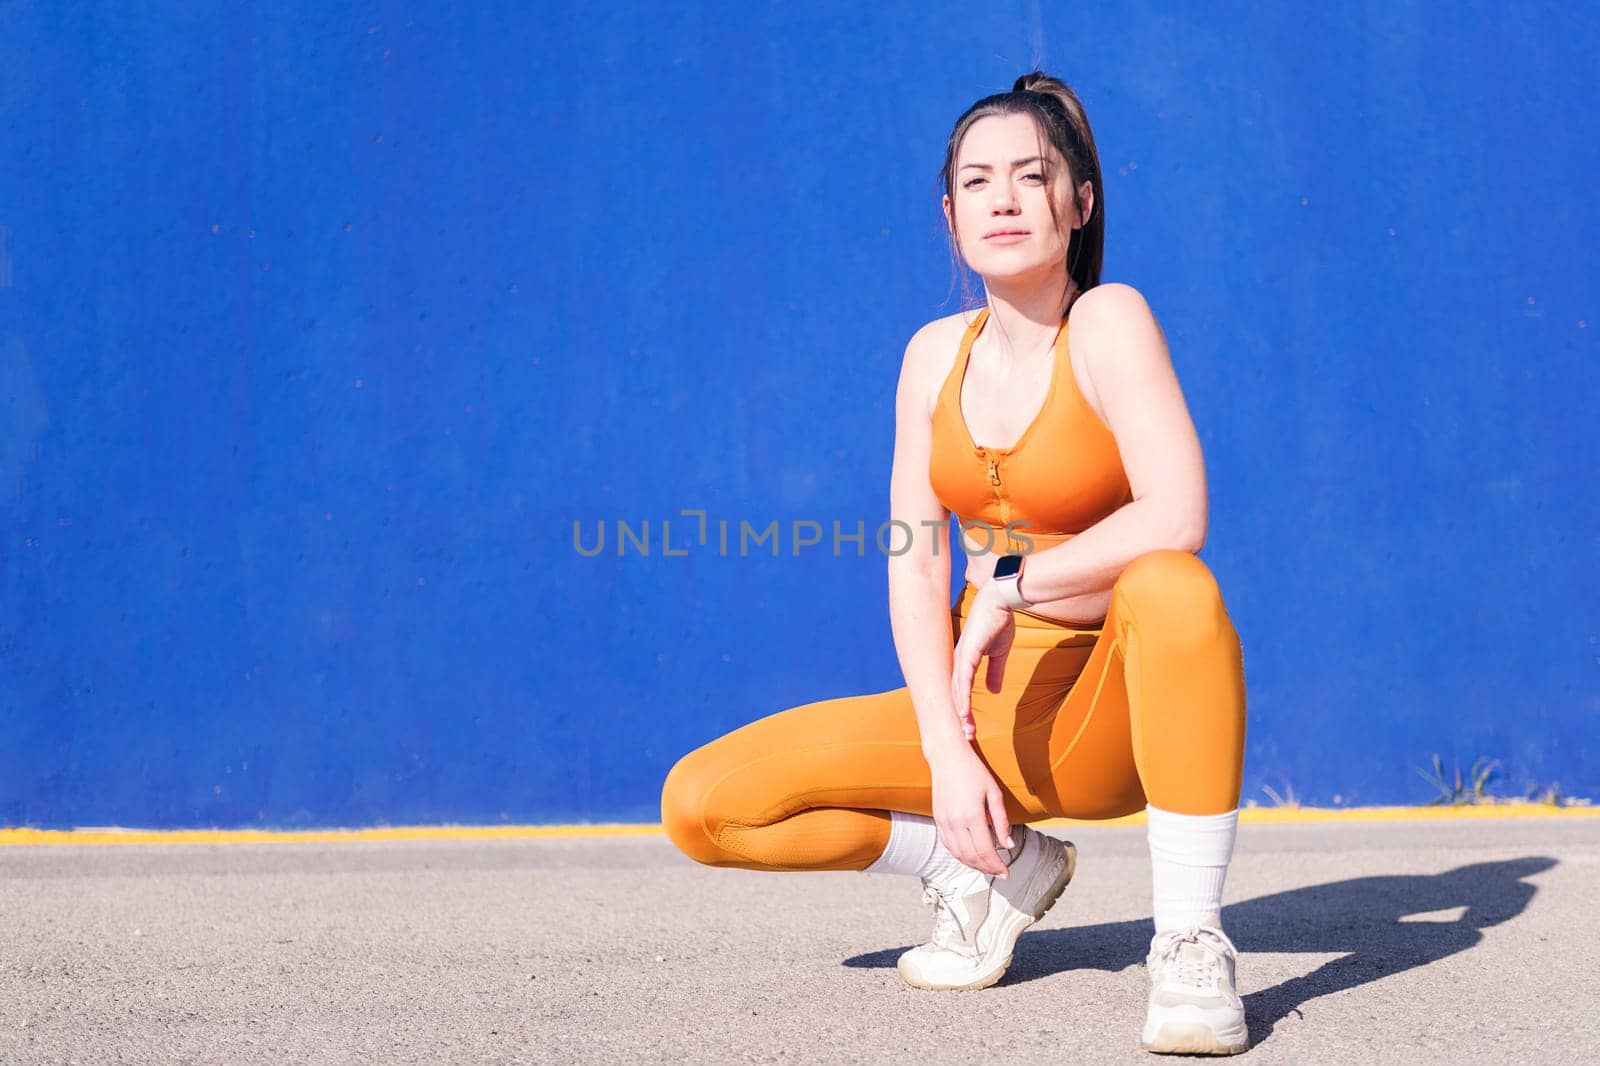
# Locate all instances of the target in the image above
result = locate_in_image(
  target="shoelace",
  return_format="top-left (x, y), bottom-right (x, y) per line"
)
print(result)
top-left (1153, 926), bottom-right (1236, 991)
top-left (919, 879), bottom-right (968, 948)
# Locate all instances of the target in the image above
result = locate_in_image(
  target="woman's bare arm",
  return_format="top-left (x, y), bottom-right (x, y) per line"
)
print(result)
top-left (886, 318), bottom-right (967, 763)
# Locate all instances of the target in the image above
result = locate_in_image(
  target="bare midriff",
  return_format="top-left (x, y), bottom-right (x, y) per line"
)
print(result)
top-left (956, 525), bottom-right (1111, 627)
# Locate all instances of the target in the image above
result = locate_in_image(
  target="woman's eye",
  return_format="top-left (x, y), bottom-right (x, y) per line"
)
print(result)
top-left (961, 173), bottom-right (1044, 189)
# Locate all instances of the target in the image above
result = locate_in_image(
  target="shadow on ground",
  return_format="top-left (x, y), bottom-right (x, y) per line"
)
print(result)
top-left (844, 857), bottom-right (1555, 1046)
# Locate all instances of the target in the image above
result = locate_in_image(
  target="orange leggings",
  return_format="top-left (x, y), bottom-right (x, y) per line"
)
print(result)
top-left (660, 549), bottom-right (1247, 872)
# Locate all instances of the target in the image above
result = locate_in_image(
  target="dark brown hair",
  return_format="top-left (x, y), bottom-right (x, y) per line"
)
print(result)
top-left (939, 71), bottom-right (1105, 316)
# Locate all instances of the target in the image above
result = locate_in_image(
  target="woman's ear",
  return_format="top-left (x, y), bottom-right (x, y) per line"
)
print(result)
top-left (1075, 179), bottom-right (1095, 229)
top-left (942, 193), bottom-right (954, 234)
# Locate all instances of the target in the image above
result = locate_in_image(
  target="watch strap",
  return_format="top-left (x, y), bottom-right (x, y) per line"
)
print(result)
top-left (994, 569), bottom-right (1032, 610)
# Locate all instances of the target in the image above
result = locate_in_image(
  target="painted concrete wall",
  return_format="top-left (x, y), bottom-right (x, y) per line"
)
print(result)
top-left (2, 3), bottom-right (1595, 827)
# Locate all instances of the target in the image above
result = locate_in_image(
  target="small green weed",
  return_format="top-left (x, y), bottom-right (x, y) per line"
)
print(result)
top-left (1526, 782), bottom-right (1593, 808)
top-left (1416, 754), bottom-right (1500, 806)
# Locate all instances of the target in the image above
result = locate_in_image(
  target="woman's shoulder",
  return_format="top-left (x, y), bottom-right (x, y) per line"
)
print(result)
top-left (1067, 282), bottom-right (1177, 419)
top-left (896, 305), bottom-right (979, 416)
top-left (1070, 282), bottom-right (1155, 327)
top-left (906, 306), bottom-right (984, 351)
top-left (902, 307), bottom-right (984, 374)
top-left (1067, 283), bottom-right (1164, 377)
top-left (900, 308), bottom-right (984, 413)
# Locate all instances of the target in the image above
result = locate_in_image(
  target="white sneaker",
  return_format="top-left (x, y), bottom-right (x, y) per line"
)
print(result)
top-left (896, 826), bottom-right (1076, 991)
top-left (1141, 925), bottom-right (1249, 1055)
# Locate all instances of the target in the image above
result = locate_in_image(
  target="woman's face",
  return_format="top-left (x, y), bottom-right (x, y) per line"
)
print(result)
top-left (943, 112), bottom-right (1089, 282)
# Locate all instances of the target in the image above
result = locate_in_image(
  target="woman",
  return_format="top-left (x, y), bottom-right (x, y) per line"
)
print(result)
top-left (660, 71), bottom-right (1249, 1057)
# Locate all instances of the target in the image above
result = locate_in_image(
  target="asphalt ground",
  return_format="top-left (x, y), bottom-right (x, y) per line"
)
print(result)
top-left (3, 815), bottom-right (1597, 1063)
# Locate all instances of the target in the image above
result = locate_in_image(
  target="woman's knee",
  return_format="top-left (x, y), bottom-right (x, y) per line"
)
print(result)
top-left (659, 747), bottom-right (729, 867)
top-left (1112, 549), bottom-right (1230, 639)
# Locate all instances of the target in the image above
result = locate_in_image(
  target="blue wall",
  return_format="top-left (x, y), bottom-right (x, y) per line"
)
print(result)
top-left (2, 3), bottom-right (1595, 828)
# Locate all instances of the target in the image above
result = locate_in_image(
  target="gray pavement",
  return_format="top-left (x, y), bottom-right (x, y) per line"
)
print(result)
top-left (2, 817), bottom-right (1597, 1063)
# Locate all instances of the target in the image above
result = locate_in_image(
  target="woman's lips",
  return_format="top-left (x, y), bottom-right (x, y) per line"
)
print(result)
top-left (983, 231), bottom-right (1030, 243)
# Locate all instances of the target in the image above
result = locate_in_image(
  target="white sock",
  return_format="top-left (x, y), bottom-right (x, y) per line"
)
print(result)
top-left (863, 811), bottom-right (1019, 888)
top-left (1146, 804), bottom-right (1237, 933)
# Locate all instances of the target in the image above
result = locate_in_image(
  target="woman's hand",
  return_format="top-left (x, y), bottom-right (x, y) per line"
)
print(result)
top-left (949, 583), bottom-right (1017, 740)
top-left (929, 744), bottom-right (1015, 877)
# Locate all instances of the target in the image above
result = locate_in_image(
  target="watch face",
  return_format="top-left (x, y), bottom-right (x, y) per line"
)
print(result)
top-left (994, 554), bottom-right (1022, 580)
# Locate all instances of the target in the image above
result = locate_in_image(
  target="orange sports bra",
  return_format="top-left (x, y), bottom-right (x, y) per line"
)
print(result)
top-left (929, 306), bottom-right (1132, 555)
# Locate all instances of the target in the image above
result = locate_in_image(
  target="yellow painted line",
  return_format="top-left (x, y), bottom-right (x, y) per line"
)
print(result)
top-left (1041, 803), bottom-right (1600, 828)
top-left (0, 823), bottom-right (665, 847)
top-left (0, 803), bottom-right (1593, 847)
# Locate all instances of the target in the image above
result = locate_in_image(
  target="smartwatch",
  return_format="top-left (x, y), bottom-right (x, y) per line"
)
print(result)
top-left (992, 553), bottom-right (1032, 610)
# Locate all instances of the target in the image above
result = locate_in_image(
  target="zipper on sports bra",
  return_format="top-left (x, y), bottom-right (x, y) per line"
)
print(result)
top-left (983, 450), bottom-right (1017, 551)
